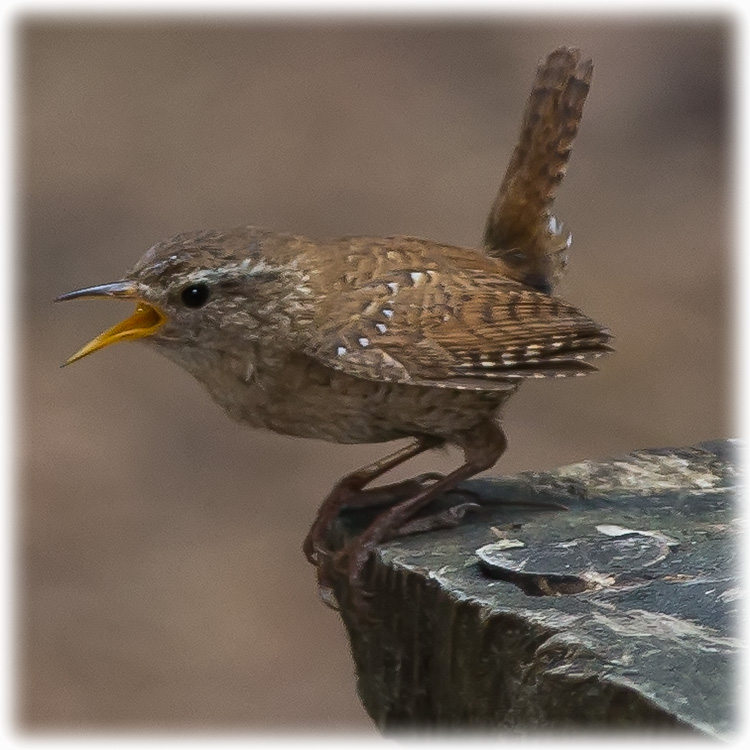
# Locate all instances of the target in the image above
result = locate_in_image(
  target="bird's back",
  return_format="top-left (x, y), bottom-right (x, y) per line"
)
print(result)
top-left (284, 234), bottom-right (612, 392)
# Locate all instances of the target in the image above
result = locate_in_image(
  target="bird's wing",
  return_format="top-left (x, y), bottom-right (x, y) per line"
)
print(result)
top-left (299, 264), bottom-right (612, 391)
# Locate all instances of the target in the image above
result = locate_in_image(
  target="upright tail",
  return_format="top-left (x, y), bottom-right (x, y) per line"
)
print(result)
top-left (483, 47), bottom-right (593, 295)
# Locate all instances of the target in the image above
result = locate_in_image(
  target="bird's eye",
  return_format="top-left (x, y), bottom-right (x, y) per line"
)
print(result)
top-left (180, 282), bottom-right (210, 308)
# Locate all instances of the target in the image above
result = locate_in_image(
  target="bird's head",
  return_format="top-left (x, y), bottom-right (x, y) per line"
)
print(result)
top-left (57, 227), bottom-right (288, 366)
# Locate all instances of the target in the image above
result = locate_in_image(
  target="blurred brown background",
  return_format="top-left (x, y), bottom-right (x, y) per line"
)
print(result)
top-left (18, 17), bottom-right (731, 731)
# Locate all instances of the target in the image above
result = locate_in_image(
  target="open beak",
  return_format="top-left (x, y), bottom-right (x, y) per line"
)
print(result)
top-left (55, 281), bottom-right (167, 366)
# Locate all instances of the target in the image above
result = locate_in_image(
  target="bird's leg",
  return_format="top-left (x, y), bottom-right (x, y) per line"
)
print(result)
top-left (336, 471), bottom-right (446, 510)
top-left (336, 422), bottom-right (508, 615)
top-left (303, 436), bottom-right (444, 567)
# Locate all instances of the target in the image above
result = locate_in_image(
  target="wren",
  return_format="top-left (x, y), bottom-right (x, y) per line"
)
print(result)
top-left (58, 47), bottom-right (611, 611)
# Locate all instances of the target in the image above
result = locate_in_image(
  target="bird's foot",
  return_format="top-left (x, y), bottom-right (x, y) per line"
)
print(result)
top-left (306, 473), bottom-right (449, 611)
top-left (302, 472), bottom-right (445, 567)
top-left (307, 478), bottom-right (488, 613)
top-left (319, 495), bottom-right (480, 617)
top-left (309, 481), bottom-right (568, 613)
top-left (390, 500), bottom-right (482, 536)
top-left (324, 530), bottom-right (384, 618)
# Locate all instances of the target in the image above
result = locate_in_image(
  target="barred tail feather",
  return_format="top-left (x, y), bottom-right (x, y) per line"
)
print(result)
top-left (483, 47), bottom-right (593, 295)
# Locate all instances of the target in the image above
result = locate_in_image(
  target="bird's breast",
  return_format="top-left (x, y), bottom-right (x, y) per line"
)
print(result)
top-left (194, 350), bottom-right (510, 444)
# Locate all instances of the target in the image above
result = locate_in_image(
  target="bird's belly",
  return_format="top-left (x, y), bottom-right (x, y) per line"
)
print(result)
top-left (206, 358), bottom-right (509, 444)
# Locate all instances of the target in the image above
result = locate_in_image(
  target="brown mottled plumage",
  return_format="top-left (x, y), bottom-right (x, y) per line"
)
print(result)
top-left (484, 46), bottom-right (594, 293)
top-left (57, 47), bottom-right (609, 612)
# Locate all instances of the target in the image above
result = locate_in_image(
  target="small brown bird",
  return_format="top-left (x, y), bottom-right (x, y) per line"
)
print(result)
top-left (58, 47), bottom-right (610, 610)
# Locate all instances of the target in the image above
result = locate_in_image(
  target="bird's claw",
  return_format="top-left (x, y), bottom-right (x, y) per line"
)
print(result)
top-left (393, 500), bottom-right (482, 536)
